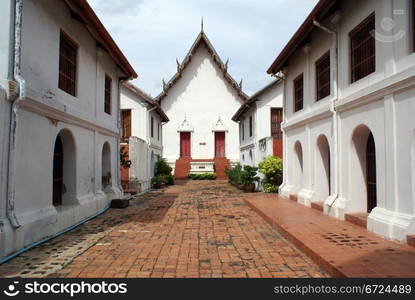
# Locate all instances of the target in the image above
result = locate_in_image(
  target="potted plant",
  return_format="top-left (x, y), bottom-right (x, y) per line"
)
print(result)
top-left (240, 165), bottom-right (260, 193)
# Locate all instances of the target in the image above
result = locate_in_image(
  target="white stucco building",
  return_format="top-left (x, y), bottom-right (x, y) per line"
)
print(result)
top-left (120, 82), bottom-right (169, 193)
top-left (232, 79), bottom-right (284, 167)
top-left (156, 29), bottom-right (248, 178)
top-left (0, 0), bottom-right (137, 260)
top-left (267, 0), bottom-right (415, 242)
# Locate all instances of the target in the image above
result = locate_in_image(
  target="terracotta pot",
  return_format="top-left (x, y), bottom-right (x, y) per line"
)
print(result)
top-left (242, 183), bottom-right (255, 193)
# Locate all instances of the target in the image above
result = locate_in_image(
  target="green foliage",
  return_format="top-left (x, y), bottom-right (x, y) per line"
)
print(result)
top-left (258, 155), bottom-right (283, 185)
top-left (262, 182), bottom-right (279, 193)
top-left (151, 157), bottom-right (174, 188)
top-left (225, 163), bottom-right (243, 185)
top-left (188, 173), bottom-right (217, 180)
top-left (239, 165), bottom-right (260, 185)
top-left (155, 157), bottom-right (172, 176)
top-left (165, 174), bottom-right (175, 185)
top-left (226, 164), bottom-right (260, 186)
top-left (151, 175), bottom-right (165, 187)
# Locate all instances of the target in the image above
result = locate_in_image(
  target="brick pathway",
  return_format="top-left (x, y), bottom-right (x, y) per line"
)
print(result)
top-left (0, 180), bottom-right (327, 278)
top-left (245, 193), bottom-right (415, 277)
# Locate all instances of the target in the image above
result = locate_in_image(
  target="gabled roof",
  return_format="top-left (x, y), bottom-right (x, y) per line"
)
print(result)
top-left (267, 0), bottom-right (339, 75)
top-left (155, 31), bottom-right (249, 102)
top-left (123, 82), bottom-right (169, 123)
top-left (64, 0), bottom-right (137, 79)
top-left (232, 79), bottom-right (282, 121)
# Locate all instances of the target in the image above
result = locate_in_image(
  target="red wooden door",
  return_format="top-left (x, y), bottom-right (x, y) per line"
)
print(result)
top-left (180, 132), bottom-right (191, 157)
top-left (215, 132), bottom-right (225, 157)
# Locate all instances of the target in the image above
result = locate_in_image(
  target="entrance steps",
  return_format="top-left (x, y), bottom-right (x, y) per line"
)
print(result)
top-left (174, 157), bottom-right (230, 180)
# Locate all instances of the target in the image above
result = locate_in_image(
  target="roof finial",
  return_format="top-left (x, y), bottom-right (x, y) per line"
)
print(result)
top-left (176, 58), bottom-right (181, 72)
top-left (239, 78), bottom-right (243, 90)
top-left (201, 17), bottom-right (204, 33)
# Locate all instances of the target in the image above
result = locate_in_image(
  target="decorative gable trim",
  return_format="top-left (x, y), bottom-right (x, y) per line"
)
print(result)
top-left (155, 32), bottom-right (249, 103)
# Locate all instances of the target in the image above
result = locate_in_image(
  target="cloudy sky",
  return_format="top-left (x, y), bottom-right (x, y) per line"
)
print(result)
top-left (87, 0), bottom-right (318, 96)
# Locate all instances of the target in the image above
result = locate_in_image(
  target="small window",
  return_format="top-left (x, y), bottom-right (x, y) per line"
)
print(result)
top-left (249, 115), bottom-right (253, 137)
top-left (59, 31), bottom-right (78, 96)
top-left (270, 108), bottom-right (283, 139)
top-left (104, 74), bottom-right (112, 114)
top-left (315, 51), bottom-right (330, 101)
top-left (350, 13), bottom-right (375, 83)
top-left (150, 116), bottom-right (154, 138)
top-left (157, 122), bottom-right (160, 140)
top-left (293, 74), bottom-right (304, 112)
top-left (121, 110), bottom-right (131, 141)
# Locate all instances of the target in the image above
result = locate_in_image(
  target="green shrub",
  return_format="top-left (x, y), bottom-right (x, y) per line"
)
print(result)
top-left (155, 157), bottom-right (172, 176)
top-left (225, 163), bottom-right (243, 185)
top-left (239, 165), bottom-right (260, 185)
top-left (263, 182), bottom-right (279, 193)
top-left (258, 155), bottom-right (283, 185)
top-left (188, 173), bottom-right (216, 180)
top-left (226, 164), bottom-right (260, 186)
top-left (165, 174), bottom-right (175, 185)
top-left (151, 174), bottom-right (165, 187)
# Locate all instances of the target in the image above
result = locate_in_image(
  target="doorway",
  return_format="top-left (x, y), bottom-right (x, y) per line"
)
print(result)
top-left (53, 135), bottom-right (64, 206)
top-left (215, 132), bottom-right (225, 157)
top-left (180, 132), bottom-right (191, 157)
top-left (366, 132), bottom-right (377, 212)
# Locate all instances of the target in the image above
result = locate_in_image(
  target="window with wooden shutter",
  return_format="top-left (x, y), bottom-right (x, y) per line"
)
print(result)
top-left (270, 108), bottom-right (283, 139)
top-left (104, 74), bottom-right (112, 114)
top-left (293, 74), bottom-right (304, 112)
top-left (315, 51), bottom-right (330, 101)
top-left (121, 110), bottom-right (131, 141)
top-left (59, 31), bottom-right (77, 96)
top-left (350, 13), bottom-right (375, 83)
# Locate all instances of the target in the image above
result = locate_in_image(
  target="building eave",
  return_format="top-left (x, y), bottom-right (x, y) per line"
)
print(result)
top-left (122, 82), bottom-right (169, 123)
top-left (231, 78), bottom-right (282, 122)
top-left (64, 0), bottom-right (138, 79)
top-left (266, 0), bottom-right (338, 75)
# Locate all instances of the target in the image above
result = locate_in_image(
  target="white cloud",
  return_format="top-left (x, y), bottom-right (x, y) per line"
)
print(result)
top-left (87, 0), bottom-right (318, 96)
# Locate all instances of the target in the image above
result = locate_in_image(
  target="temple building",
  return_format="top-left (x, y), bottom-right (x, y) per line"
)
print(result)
top-left (156, 28), bottom-right (248, 179)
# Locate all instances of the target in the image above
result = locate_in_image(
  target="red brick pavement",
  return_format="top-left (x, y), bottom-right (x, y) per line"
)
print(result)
top-left (244, 193), bottom-right (415, 278)
top-left (54, 181), bottom-right (327, 278)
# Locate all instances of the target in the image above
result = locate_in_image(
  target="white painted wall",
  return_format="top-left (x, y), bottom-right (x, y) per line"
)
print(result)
top-left (120, 84), bottom-right (164, 191)
top-left (160, 42), bottom-right (244, 163)
top-left (239, 81), bottom-right (283, 167)
top-left (279, 0), bottom-right (415, 241)
top-left (0, 0), bottom-right (124, 259)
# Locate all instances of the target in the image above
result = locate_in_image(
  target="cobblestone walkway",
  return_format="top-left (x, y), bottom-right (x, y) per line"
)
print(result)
top-left (0, 181), bottom-right (327, 278)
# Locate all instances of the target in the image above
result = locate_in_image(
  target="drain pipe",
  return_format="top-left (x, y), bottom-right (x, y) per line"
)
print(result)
top-left (6, 0), bottom-right (25, 228)
top-left (313, 19), bottom-right (340, 210)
